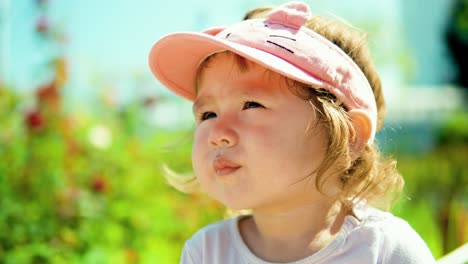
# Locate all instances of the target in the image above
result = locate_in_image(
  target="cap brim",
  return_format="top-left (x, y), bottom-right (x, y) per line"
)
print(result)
top-left (148, 32), bottom-right (329, 101)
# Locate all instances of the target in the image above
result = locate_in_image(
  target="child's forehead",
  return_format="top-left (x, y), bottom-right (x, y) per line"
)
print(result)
top-left (196, 52), bottom-right (294, 88)
top-left (196, 54), bottom-right (301, 97)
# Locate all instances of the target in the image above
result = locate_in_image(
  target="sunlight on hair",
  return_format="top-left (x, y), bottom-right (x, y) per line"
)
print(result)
top-left (162, 164), bottom-right (200, 193)
top-left (323, 11), bottom-right (365, 33)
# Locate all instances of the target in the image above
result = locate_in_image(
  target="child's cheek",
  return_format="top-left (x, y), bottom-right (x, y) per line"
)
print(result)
top-left (192, 125), bottom-right (210, 172)
top-left (192, 124), bottom-right (209, 150)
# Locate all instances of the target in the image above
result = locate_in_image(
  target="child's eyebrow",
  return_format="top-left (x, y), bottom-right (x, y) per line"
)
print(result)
top-left (192, 96), bottom-right (210, 114)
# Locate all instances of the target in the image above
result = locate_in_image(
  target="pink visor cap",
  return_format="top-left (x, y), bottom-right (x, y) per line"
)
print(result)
top-left (148, 1), bottom-right (377, 141)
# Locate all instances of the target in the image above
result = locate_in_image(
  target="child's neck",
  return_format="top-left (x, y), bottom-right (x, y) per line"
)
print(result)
top-left (239, 199), bottom-right (346, 262)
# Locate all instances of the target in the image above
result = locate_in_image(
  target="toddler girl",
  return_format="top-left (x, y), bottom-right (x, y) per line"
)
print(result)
top-left (148, 1), bottom-right (435, 263)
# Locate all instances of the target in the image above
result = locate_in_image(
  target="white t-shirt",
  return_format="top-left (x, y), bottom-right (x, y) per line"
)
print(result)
top-left (180, 205), bottom-right (436, 263)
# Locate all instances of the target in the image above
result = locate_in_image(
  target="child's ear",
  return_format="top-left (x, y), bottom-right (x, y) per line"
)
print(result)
top-left (348, 110), bottom-right (372, 156)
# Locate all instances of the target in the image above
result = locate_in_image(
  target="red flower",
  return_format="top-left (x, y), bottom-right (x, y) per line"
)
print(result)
top-left (36, 82), bottom-right (59, 104)
top-left (36, 16), bottom-right (48, 33)
top-left (25, 110), bottom-right (44, 131)
top-left (91, 176), bottom-right (108, 193)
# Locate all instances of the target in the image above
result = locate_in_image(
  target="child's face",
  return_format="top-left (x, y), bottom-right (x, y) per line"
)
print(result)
top-left (192, 53), bottom-right (332, 211)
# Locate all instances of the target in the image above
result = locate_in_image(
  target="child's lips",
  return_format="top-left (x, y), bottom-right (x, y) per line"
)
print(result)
top-left (213, 156), bottom-right (241, 176)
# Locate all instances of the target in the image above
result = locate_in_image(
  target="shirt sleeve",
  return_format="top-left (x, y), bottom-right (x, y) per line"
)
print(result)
top-left (179, 239), bottom-right (200, 264)
top-left (380, 218), bottom-right (436, 264)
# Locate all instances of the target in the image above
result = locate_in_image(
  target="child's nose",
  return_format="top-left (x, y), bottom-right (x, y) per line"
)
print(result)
top-left (208, 117), bottom-right (238, 148)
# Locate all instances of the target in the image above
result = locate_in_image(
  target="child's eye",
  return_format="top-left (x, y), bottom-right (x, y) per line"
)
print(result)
top-left (200, 111), bottom-right (217, 121)
top-left (243, 101), bottom-right (264, 110)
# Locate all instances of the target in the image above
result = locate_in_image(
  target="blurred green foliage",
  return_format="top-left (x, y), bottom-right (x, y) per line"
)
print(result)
top-left (0, 83), bottom-right (226, 263)
top-left (394, 111), bottom-right (468, 258)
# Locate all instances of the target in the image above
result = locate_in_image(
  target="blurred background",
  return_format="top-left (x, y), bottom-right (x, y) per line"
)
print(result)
top-left (0, 0), bottom-right (466, 263)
